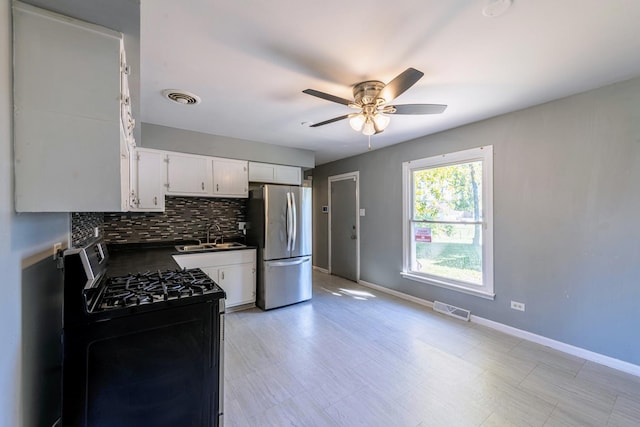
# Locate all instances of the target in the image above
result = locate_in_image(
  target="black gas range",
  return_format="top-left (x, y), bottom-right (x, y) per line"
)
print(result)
top-left (62, 240), bottom-right (225, 427)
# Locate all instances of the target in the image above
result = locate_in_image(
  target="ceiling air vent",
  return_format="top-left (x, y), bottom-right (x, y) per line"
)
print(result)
top-left (162, 89), bottom-right (201, 105)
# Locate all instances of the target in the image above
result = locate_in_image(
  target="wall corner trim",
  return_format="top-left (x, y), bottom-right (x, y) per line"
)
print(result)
top-left (357, 278), bottom-right (640, 378)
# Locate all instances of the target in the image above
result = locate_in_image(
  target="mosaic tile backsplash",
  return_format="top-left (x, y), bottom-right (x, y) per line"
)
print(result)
top-left (71, 196), bottom-right (247, 247)
top-left (71, 212), bottom-right (104, 247)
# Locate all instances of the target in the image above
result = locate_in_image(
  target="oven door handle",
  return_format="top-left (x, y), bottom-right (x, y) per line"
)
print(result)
top-left (218, 300), bottom-right (225, 423)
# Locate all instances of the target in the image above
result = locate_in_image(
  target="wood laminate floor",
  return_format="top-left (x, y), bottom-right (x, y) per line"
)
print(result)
top-left (224, 271), bottom-right (640, 426)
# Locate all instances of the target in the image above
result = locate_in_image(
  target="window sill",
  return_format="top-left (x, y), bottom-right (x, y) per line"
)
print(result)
top-left (400, 272), bottom-right (495, 300)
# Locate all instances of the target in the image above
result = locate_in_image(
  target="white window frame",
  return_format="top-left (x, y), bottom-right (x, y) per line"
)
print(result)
top-left (401, 146), bottom-right (494, 299)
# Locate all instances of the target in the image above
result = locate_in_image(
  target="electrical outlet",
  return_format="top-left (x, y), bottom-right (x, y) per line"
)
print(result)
top-left (53, 242), bottom-right (62, 260)
top-left (238, 222), bottom-right (246, 230)
top-left (510, 301), bottom-right (525, 311)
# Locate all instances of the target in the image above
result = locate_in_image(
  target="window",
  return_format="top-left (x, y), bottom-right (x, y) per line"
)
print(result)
top-left (401, 146), bottom-right (494, 299)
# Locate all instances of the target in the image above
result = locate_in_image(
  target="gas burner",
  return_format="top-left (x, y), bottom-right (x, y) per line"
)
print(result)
top-left (92, 268), bottom-right (219, 313)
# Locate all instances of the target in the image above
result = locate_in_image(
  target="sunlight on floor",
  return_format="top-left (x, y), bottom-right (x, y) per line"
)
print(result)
top-left (338, 288), bottom-right (376, 298)
top-left (319, 286), bottom-right (377, 300)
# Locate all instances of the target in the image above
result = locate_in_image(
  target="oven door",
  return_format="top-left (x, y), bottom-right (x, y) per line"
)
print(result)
top-left (62, 301), bottom-right (221, 427)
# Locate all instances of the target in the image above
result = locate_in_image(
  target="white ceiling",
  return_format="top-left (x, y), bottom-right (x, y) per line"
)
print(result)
top-left (140, 0), bottom-right (640, 165)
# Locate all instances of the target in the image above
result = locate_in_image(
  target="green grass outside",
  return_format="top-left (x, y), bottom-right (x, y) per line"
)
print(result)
top-left (416, 242), bottom-right (482, 284)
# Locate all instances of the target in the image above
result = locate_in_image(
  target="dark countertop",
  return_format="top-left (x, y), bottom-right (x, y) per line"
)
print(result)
top-left (106, 243), bottom-right (181, 277)
top-left (106, 241), bottom-right (256, 277)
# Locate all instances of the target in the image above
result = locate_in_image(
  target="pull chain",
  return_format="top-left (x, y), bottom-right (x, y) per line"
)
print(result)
top-left (368, 134), bottom-right (371, 151)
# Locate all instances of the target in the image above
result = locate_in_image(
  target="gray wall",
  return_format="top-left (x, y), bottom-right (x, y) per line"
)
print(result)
top-left (1, 1), bottom-right (70, 426)
top-left (142, 122), bottom-right (315, 168)
top-left (312, 76), bottom-right (640, 366)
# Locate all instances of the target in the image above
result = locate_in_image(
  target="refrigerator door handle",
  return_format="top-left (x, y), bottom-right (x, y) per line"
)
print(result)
top-left (291, 191), bottom-right (297, 251)
top-left (286, 191), bottom-right (292, 252)
top-left (267, 257), bottom-right (310, 268)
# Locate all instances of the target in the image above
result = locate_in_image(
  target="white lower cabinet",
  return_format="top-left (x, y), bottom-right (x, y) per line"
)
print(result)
top-left (173, 249), bottom-right (256, 309)
top-left (218, 264), bottom-right (255, 307)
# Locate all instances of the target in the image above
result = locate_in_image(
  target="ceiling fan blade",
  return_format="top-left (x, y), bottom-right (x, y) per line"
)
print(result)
top-left (303, 89), bottom-right (353, 106)
top-left (389, 104), bottom-right (447, 114)
top-left (379, 68), bottom-right (424, 102)
top-left (309, 114), bottom-right (350, 127)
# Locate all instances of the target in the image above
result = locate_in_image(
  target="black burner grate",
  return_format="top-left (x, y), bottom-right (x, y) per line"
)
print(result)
top-left (95, 269), bottom-right (217, 312)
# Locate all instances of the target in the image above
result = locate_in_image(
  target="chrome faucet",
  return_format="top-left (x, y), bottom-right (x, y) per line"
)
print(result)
top-left (216, 224), bottom-right (224, 244)
top-left (206, 223), bottom-right (222, 244)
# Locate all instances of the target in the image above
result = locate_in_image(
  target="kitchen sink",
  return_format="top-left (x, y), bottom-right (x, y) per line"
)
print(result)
top-left (175, 242), bottom-right (246, 252)
top-left (214, 242), bottom-right (246, 249)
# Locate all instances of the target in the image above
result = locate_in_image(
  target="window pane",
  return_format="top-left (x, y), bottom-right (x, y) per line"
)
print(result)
top-left (403, 146), bottom-right (493, 297)
top-left (412, 161), bottom-right (482, 222)
top-left (412, 223), bottom-right (482, 285)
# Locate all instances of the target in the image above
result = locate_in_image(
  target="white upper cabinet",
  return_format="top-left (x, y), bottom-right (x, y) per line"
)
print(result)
top-left (160, 151), bottom-right (248, 199)
top-left (165, 152), bottom-right (210, 195)
top-left (130, 148), bottom-right (165, 211)
top-left (248, 162), bottom-right (301, 185)
top-left (13, 2), bottom-right (135, 212)
top-left (275, 164), bottom-right (302, 185)
top-left (212, 158), bottom-right (248, 197)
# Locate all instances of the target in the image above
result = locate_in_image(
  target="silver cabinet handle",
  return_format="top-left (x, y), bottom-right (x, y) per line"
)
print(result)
top-left (202, 182), bottom-right (205, 190)
top-left (221, 271), bottom-right (225, 280)
top-left (216, 183), bottom-right (219, 192)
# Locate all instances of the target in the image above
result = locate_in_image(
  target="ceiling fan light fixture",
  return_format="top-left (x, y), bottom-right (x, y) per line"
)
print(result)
top-left (362, 118), bottom-right (376, 136)
top-left (302, 68), bottom-right (447, 139)
top-left (349, 114), bottom-right (366, 132)
top-left (373, 113), bottom-right (390, 131)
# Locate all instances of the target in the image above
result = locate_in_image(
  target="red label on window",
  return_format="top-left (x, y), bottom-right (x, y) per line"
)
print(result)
top-left (415, 227), bottom-right (432, 242)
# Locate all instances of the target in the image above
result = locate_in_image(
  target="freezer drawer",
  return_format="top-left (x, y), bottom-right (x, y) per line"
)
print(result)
top-left (259, 256), bottom-right (312, 310)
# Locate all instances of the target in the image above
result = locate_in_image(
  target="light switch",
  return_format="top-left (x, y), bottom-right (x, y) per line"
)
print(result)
top-left (359, 209), bottom-right (365, 216)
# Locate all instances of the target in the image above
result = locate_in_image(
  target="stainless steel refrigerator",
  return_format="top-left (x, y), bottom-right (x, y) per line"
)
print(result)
top-left (248, 184), bottom-right (312, 310)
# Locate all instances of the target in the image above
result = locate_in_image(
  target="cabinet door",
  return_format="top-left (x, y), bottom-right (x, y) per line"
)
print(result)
top-left (212, 158), bottom-right (248, 197)
top-left (200, 266), bottom-right (220, 284)
top-left (275, 165), bottom-right (301, 185)
top-left (219, 263), bottom-right (256, 308)
top-left (248, 162), bottom-right (275, 182)
top-left (248, 162), bottom-right (301, 185)
top-left (166, 153), bottom-right (209, 195)
top-left (13, 3), bottom-right (127, 212)
top-left (133, 148), bottom-right (165, 211)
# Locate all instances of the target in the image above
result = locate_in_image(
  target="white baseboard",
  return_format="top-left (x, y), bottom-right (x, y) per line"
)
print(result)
top-left (358, 278), bottom-right (640, 378)
top-left (312, 266), bottom-right (329, 274)
top-left (359, 279), bottom-right (434, 309)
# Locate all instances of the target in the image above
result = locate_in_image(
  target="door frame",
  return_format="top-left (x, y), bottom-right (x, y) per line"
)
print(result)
top-left (328, 171), bottom-right (360, 281)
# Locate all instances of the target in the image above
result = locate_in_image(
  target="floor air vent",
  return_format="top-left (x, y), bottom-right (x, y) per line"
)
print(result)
top-left (433, 301), bottom-right (470, 321)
